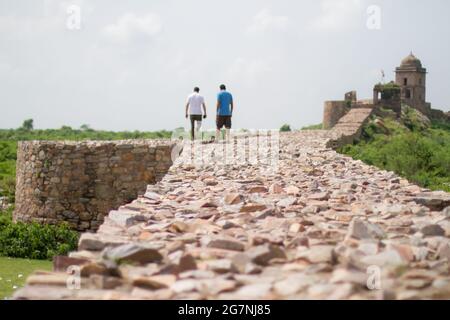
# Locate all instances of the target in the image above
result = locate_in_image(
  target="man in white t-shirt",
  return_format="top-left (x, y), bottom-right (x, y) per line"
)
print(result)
top-left (185, 87), bottom-right (207, 140)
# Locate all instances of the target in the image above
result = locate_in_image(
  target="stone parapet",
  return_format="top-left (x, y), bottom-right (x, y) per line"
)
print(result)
top-left (14, 140), bottom-right (178, 231)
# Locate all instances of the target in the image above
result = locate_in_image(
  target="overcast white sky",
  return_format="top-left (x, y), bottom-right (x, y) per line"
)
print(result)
top-left (1, 0), bottom-right (449, 131)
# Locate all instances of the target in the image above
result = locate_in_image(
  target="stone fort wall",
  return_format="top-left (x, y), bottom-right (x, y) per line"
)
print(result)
top-left (14, 140), bottom-right (178, 232)
top-left (323, 101), bottom-right (349, 130)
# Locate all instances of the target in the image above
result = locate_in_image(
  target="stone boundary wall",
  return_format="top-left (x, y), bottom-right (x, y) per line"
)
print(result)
top-left (326, 107), bottom-right (375, 149)
top-left (323, 101), bottom-right (349, 130)
top-left (14, 140), bottom-right (178, 231)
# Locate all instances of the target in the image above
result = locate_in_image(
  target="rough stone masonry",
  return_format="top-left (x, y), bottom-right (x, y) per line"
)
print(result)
top-left (14, 140), bottom-right (178, 232)
top-left (14, 130), bottom-right (450, 300)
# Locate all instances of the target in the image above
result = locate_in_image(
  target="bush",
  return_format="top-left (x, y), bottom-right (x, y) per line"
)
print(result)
top-left (339, 115), bottom-right (450, 192)
top-left (0, 216), bottom-right (79, 260)
top-left (280, 124), bottom-right (292, 132)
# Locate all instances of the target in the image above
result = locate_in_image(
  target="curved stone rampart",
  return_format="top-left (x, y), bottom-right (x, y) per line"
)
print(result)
top-left (323, 101), bottom-right (348, 130)
top-left (14, 140), bottom-right (177, 231)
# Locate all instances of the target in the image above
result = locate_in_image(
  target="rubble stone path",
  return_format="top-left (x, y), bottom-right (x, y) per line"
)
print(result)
top-left (15, 131), bottom-right (450, 300)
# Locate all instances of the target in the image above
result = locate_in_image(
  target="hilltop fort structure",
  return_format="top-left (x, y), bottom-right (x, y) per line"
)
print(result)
top-left (323, 53), bottom-right (449, 130)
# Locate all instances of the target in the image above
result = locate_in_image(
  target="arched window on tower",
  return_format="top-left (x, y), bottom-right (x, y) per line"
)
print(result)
top-left (404, 78), bottom-right (408, 85)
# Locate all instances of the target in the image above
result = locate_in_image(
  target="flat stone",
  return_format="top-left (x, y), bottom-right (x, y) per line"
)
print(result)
top-left (144, 192), bottom-right (162, 201)
top-left (109, 210), bottom-right (147, 228)
top-left (166, 251), bottom-right (197, 274)
top-left (308, 192), bottom-right (330, 201)
top-left (224, 193), bottom-right (243, 205)
top-left (413, 192), bottom-right (450, 210)
top-left (233, 283), bottom-right (272, 299)
top-left (297, 245), bottom-right (335, 264)
top-left (132, 275), bottom-right (177, 289)
top-left (346, 219), bottom-right (386, 240)
top-left (277, 197), bottom-right (297, 208)
top-left (361, 250), bottom-right (406, 267)
top-left (240, 203), bottom-right (267, 213)
top-left (206, 259), bottom-right (236, 273)
top-left (285, 186), bottom-right (300, 195)
top-left (421, 224), bottom-right (445, 237)
top-left (273, 275), bottom-right (313, 296)
top-left (248, 186), bottom-right (268, 193)
top-left (78, 233), bottom-right (126, 251)
top-left (206, 237), bottom-right (246, 252)
top-left (246, 244), bottom-right (287, 266)
top-left (103, 243), bottom-right (163, 265)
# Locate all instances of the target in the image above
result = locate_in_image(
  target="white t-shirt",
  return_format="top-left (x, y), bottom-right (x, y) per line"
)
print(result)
top-left (187, 92), bottom-right (205, 115)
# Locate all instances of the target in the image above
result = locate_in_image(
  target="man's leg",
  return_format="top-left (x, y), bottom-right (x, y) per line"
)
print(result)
top-left (225, 116), bottom-right (232, 142)
top-left (194, 119), bottom-right (202, 140)
top-left (190, 116), bottom-right (195, 141)
top-left (216, 116), bottom-right (222, 142)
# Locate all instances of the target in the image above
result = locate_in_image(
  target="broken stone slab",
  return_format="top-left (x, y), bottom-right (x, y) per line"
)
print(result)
top-left (246, 244), bottom-right (287, 266)
top-left (361, 250), bottom-right (407, 267)
top-left (164, 251), bottom-right (197, 274)
top-left (108, 210), bottom-right (147, 228)
top-left (308, 192), bottom-right (330, 201)
top-left (248, 186), bottom-right (268, 193)
top-left (277, 197), bottom-right (297, 208)
top-left (421, 224), bottom-right (446, 237)
top-left (232, 283), bottom-right (273, 299)
top-left (132, 274), bottom-right (177, 290)
top-left (78, 233), bottom-right (127, 251)
top-left (346, 219), bottom-right (386, 240)
top-left (413, 192), bottom-right (450, 211)
top-left (205, 259), bottom-right (237, 274)
top-left (224, 193), bottom-right (243, 205)
top-left (240, 203), bottom-right (267, 213)
top-left (205, 237), bottom-right (246, 252)
top-left (102, 243), bottom-right (163, 265)
top-left (13, 286), bottom-right (75, 300)
top-left (296, 245), bottom-right (335, 264)
top-left (144, 191), bottom-right (162, 201)
top-left (273, 274), bottom-right (314, 296)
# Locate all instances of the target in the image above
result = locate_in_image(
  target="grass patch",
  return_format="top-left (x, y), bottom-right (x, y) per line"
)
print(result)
top-left (0, 257), bottom-right (52, 299)
top-left (301, 123), bottom-right (323, 130)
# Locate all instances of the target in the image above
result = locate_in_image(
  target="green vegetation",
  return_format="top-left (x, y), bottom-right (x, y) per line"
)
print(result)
top-left (0, 257), bottom-right (52, 299)
top-left (0, 141), bottom-right (16, 203)
top-left (0, 121), bottom-right (172, 142)
top-left (374, 82), bottom-right (401, 100)
top-left (280, 124), bottom-right (292, 132)
top-left (0, 209), bottom-right (79, 260)
top-left (301, 123), bottom-right (323, 130)
top-left (339, 106), bottom-right (450, 192)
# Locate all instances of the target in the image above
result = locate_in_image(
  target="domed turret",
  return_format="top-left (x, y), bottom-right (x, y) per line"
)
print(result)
top-left (395, 52), bottom-right (428, 114)
top-left (400, 52), bottom-right (423, 69)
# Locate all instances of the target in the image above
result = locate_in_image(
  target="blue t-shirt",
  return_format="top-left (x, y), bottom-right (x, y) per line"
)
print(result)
top-left (217, 91), bottom-right (233, 116)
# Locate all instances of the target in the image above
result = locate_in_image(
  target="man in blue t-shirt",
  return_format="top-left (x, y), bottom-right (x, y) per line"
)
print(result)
top-left (216, 84), bottom-right (234, 141)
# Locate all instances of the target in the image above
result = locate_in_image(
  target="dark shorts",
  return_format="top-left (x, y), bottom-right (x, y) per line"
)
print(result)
top-left (216, 115), bottom-right (232, 129)
top-left (190, 114), bottom-right (202, 127)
